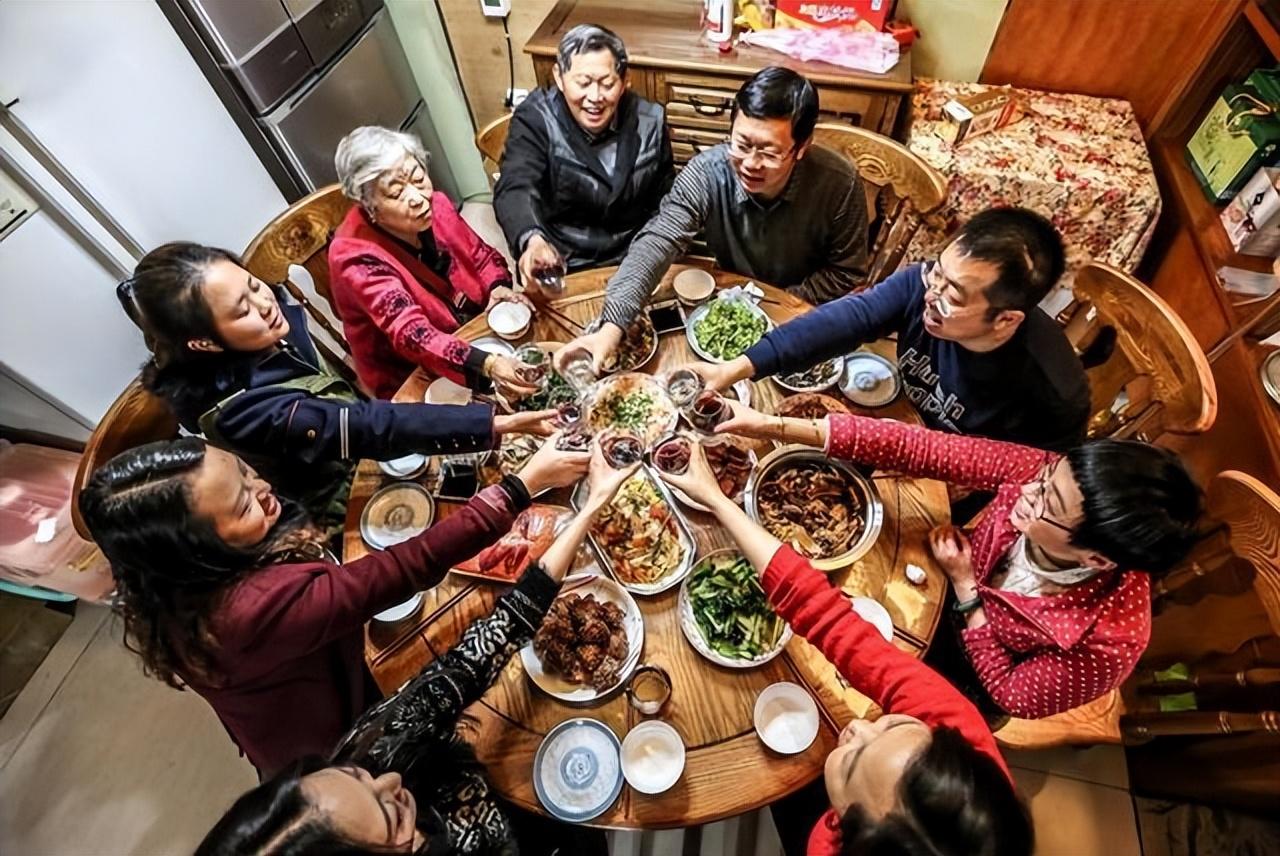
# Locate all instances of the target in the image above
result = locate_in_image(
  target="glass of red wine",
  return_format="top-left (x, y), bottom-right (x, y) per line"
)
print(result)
top-left (600, 429), bottom-right (644, 469)
top-left (686, 390), bottom-right (728, 434)
top-left (513, 344), bottom-right (549, 392)
top-left (652, 434), bottom-right (692, 475)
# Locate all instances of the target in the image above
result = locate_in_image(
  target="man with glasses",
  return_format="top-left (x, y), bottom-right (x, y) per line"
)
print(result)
top-left (558, 66), bottom-right (869, 371)
top-left (693, 206), bottom-right (1090, 453)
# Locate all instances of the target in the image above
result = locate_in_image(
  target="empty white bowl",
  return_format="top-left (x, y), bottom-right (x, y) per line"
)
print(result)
top-left (373, 591), bottom-right (423, 623)
top-left (487, 300), bottom-right (532, 340)
top-left (851, 596), bottom-right (894, 642)
top-left (424, 377), bottom-right (472, 405)
top-left (674, 268), bottom-right (716, 305)
top-left (621, 721), bottom-right (686, 794)
top-left (753, 682), bottom-right (819, 755)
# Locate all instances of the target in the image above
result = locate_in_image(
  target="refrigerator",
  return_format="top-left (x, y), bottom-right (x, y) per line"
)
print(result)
top-left (159, 0), bottom-right (462, 202)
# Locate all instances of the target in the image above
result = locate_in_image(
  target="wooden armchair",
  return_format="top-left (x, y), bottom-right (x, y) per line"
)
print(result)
top-left (1060, 262), bottom-right (1217, 441)
top-left (242, 184), bottom-right (355, 380)
top-left (475, 113), bottom-right (512, 182)
top-left (995, 471), bottom-right (1280, 751)
top-left (811, 122), bottom-right (948, 287)
top-left (70, 378), bottom-right (180, 541)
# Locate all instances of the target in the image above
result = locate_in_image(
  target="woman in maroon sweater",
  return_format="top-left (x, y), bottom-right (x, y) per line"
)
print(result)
top-left (657, 446), bottom-right (1032, 856)
top-left (78, 435), bottom-right (587, 775)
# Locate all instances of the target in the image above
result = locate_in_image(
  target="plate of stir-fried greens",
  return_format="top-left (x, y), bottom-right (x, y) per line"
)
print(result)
top-left (679, 549), bottom-right (792, 668)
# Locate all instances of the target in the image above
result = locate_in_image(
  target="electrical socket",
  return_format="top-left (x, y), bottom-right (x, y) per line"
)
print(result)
top-left (505, 88), bottom-right (529, 108)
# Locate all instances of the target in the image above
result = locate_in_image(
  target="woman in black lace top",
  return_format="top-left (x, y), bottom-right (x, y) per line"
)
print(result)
top-left (196, 449), bottom-right (633, 856)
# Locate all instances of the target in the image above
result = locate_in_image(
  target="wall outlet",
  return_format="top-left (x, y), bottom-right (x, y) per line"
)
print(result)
top-left (505, 88), bottom-right (529, 108)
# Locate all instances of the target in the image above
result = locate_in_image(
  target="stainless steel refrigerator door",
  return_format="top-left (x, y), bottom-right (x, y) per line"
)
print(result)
top-left (183, 0), bottom-right (314, 113)
top-left (259, 9), bottom-right (421, 191)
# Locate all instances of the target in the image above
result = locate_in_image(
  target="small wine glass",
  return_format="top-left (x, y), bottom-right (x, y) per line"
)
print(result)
top-left (513, 344), bottom-right (550, 392)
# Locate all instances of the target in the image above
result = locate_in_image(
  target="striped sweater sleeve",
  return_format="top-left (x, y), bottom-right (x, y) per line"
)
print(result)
top-left (598, 153), bottom-right (714, 329)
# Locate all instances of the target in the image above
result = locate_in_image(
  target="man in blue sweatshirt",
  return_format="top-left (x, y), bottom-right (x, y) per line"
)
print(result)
top-left (691, 207), bottom-right (1090, 452)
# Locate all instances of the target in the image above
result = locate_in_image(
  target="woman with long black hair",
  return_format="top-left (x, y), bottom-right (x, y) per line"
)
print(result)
top-left (119, 242), bottom-right (550, 527)
top-left (78, 435), bottom-right (587, 776)
top-left (195, 447), bottom-right (632, 856)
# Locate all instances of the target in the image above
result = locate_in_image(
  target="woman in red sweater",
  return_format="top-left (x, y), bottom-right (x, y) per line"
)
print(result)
top-left (658, 445), bottom-right (1032, 856)
top-left (78, 435), bottom-right (587, 775)
top-left (715, 403), bottom-right (1202, 720)
top-left (330, 126), bottom-right (536, 401)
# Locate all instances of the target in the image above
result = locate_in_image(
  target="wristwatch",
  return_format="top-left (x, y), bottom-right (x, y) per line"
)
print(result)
top-left (952, 596), bottom-right (983, 614)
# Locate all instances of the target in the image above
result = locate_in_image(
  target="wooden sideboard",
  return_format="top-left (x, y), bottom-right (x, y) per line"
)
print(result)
top-left (524, 0), bottom-right (913, 166)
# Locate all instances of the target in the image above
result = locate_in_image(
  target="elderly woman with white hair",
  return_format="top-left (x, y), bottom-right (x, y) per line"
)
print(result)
top-left (329, 126), bottom-right (535, 401)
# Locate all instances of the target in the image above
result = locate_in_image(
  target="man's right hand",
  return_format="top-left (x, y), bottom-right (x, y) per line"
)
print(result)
top-left (682, 355), bottom-right (755, 392)
top-left (555, 323), bottom-right (624, 376)
top-left (518, 233), bottom-right (563, 293)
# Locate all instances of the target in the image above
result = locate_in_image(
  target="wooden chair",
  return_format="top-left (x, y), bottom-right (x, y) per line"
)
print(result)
top-left (811, 122), bottom-right (948, 287)
top-left (475, 113), bottom-right (512, 182)
top-left (241, 184), bottom-right (355, 379)
top-left (995, 471), bottom-right (1280, 750)
top-left (1059, 262), bottom-right (1217, 441)
top-left (70, 378), bottom-right (180, 541)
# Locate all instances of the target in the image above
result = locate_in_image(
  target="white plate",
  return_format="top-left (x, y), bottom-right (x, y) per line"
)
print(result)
top-left (533, 718), bottom-right (623, 823)
top-left (471, 336), bottom-right (516, 357)
top-left (678, 550), bottom-right (792, 669)
top-left (753, 682), bottom-right (819, 754)
top-left (373, 591), bottom-right (423, 623)
top-left (621, 721), bottom-right (685, 794)
top-left (424, 376), bottom-right (472, 405)
top-left (774, 357), bottom-right (845, 393)
top-left (850, 596), bottom-right (894, 642)
top-left (521, 573), bottom-right (645, 704)
top-left (685, 295), bottom-right (774, 364)
top-left (378, 453), bottom-right (428, 479)
top-left (839, 352), bottom-right (900, 408)
top-left (360, 483), bottom-right (435, 550)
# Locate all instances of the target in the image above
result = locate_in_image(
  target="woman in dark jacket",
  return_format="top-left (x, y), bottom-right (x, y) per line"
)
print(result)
top-left (494, 23), bottom-right (672, 286)
top-left (194, 448), bottom-right (631, 855)
top-left (121, 242), bottom-right (553, 527)
top-left (78, 435), bottom-right (588, 776)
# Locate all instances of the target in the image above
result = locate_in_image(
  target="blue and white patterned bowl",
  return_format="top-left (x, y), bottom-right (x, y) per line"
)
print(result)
top-left (532, 718), bottom-right (623, 823)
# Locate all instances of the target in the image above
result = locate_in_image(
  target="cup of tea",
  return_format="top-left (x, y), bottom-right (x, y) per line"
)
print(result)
top-left (686, 390), bottom-right (728, 434)
top-left (652, 434), bottom-right (692, 475)
top-left (514, 344), bottom-right (550, 391)
top-left (664, 368), bottom-right (704, 409)
top-left (600, 429), bottom-right (644, 468)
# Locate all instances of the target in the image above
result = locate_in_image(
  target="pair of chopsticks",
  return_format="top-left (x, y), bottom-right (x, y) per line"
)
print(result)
top-left (542, 304), bottom-right (584, 335)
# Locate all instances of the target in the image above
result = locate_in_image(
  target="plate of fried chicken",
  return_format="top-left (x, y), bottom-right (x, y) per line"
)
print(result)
top-left (522, 573), bottom-right (645, 704)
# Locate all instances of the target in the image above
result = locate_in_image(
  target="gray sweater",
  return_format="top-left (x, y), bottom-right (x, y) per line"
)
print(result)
top-left (599, 143), bottom-right (868, 328)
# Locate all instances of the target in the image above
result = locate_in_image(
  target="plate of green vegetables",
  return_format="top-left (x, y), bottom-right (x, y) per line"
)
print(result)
top-left (686, 295), bottom-right (772, 363)
top-left (678, 549), bottom-right (792, 668)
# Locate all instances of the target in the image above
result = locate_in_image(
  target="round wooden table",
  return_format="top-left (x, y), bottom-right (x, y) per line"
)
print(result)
top-left (344, 262), bottom-right (950, 829)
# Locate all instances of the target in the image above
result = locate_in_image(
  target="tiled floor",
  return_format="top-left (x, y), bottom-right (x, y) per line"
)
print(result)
top-left (1, 600), bottom-right (1146, 856)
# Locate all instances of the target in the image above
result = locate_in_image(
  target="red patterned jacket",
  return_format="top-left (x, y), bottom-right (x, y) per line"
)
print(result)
top-left (826, 414), bottom-right (1151, 719)
top-left (329, 198), bottom-right (511, 399)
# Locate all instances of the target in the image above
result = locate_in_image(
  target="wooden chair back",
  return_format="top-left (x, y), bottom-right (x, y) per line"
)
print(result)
top-left (241, 184), bottom-right (356, 377)
top-left (71, 378), bottom-right (180, 541)
top-left (995, 471), bottom-right (1280, 750)
top-left (1060, 262), bottom-right (1217, 441)
top-left (811, 123), bottom-right (948, 287)
top-left (475, 114), bottom-right (512, 181)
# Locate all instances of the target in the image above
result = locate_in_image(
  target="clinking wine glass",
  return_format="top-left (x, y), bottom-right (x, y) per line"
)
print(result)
top-left (600, 429), bottom-right (644, 469)
top-left (534, 256), bottom-right (567, 296)
top-left (664, 368), bottom-right (704, 409)
top-left (652, 434), bottom-right (692, 475)
top-left (514, 344), bottom-right (550, 392)
top-left (686, 390), bottom-right (729, 434)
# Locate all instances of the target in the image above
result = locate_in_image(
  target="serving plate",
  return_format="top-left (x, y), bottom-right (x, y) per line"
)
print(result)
top-left (571, 466), bottom-right (697, 596)
top-left (839, 351), bottom-right (901, 408)
top-left (773, 356), bottom-right (845, 393)
top-left (360, 482), bottom-right (435, 550)
top-left (743, 446), bottom-right (884, 572)
top-left (587, 372), bottom-right (678, 447)
top-left (520, 573), bottom-right (645, 704)
top-left (533, 717), bottom-right (623, 823)
top-left (595, 314), bottom-right (658, 375)
top-left (678, 548), bottom-right (793, 669)
top-left (685, 295), bottom-right (774, 364)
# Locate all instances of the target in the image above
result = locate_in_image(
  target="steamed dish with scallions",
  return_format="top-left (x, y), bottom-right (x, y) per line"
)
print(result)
top-left (693, 299), bottom-right (769, 360)
top-left (688, 553), bottom-right (785, 660)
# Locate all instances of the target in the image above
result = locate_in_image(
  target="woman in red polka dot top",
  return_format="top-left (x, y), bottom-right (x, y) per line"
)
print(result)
top-left (717, 403), bottom-right (1202, 720)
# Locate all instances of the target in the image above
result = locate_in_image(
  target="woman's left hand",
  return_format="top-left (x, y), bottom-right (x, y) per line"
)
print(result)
top-left (929, 525), bottom-right (977, 597)
top-left (493, 408), bottom-right (558, 438)
top-left (487, 286), bottom-right (534, 314)
top-left (487, 355), bottom-right (540, 401)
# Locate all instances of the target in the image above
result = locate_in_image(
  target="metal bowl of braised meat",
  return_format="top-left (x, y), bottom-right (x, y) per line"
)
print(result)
top-left (744, 446), bottom-right (883, 572)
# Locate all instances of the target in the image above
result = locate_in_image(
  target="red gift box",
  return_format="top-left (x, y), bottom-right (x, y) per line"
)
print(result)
top-left (773, 0), bottom-right (894, 32)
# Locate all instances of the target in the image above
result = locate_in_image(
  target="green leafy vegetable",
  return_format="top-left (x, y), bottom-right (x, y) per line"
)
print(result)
top-left (514, 370), bottom-right (575, 411)
top-left (689, 553), bottom-right (785, 659)
top-left (694, 299), bottom-right (769, 360)
top-left (605, 390), bottom-right (657, 430)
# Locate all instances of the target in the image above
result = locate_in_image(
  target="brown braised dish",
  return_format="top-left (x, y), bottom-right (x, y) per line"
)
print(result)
top-left (533, 593), bottom-right (629, 690)
top-left (756, 461), bottom-right (864, 560)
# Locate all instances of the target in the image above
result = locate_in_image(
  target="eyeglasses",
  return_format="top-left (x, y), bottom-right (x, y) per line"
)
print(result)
top-left (922, 260), bottom-right (956, 318)
top-left (727, 137), bottom-right (791, 168)
top-left (1026, 463), bottom-right (1074, 533)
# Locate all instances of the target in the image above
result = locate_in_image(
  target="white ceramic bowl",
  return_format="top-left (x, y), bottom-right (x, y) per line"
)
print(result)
top-left (621, 721), bottom-right (686, 795)
top-left (488, 300), bottom-right (532, 340)
top-left (378, 453), bottom-right (428, 479)
top-left (373, 591), bottom-right (423, 623)
top-left (674, 268), bottom-right (716, 305)
top-left (850, 596), bottom-right (894, 642)
top-left (753, 682), bottom-right (819, 755)
top-left (424, 377), bottom-right (472, 405)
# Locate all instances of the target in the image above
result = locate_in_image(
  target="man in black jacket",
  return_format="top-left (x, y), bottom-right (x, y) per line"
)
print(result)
top-left (494, 24), bottom-right (673, 286)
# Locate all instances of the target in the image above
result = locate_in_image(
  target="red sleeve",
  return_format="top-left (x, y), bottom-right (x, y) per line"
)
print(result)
top-left (344, 256), bottom-right (472, 385)
top-left (437, 191), bottom-right (511, 290)
top-left (962, 580), bottom-right (1150, 719)
top-left (762, 544), bottom-right (1009, 777)
top-left (826, 414), bottom-right (1055, 493)
top-left (219, 484), bottom-right (518, 678)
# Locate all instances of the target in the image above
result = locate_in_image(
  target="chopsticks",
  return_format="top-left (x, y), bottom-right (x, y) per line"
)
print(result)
top-left (548, 289), bottom-right (606, 309)
top-left (542, 304), bottom-right (585, 335)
